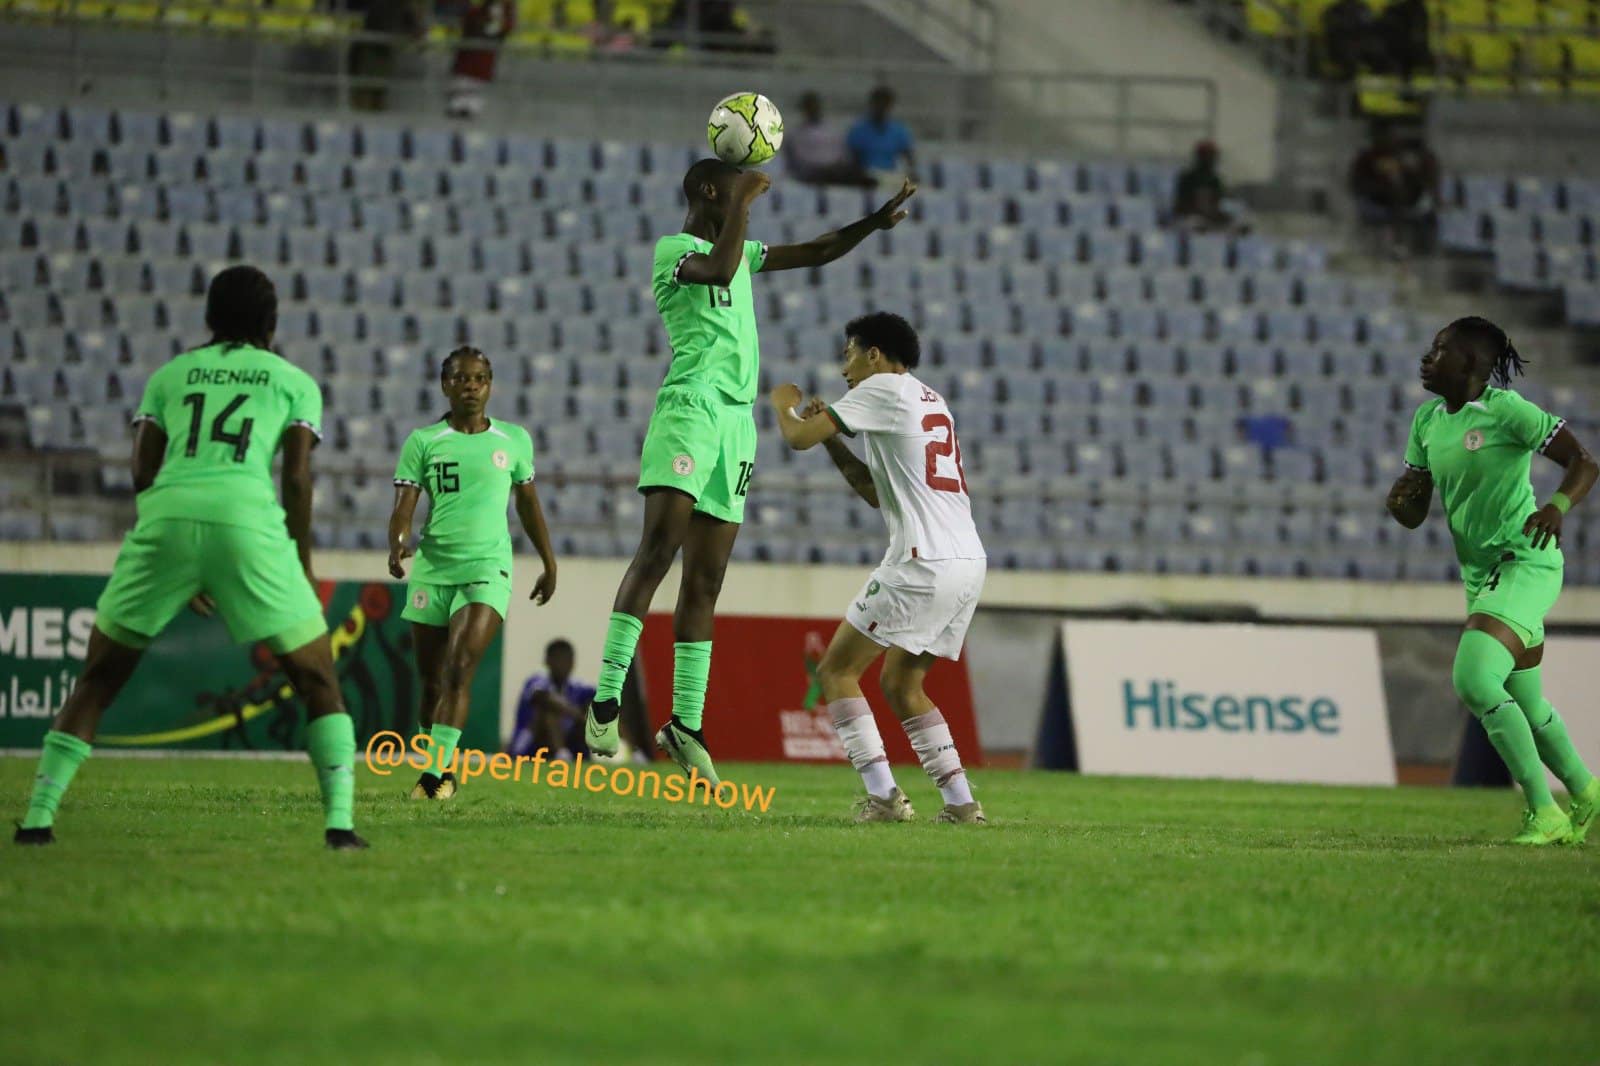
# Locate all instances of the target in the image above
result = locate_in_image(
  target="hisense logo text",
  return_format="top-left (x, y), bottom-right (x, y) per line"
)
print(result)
top-left (1122, 680), bottom-right (1340, 734)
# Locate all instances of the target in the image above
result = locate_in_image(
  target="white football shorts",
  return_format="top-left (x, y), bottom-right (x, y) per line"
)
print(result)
top-left (844, 556), bottom-right (987, 660)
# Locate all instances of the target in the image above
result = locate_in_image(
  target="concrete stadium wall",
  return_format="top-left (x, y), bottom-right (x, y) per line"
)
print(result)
top-left (8, 542), bottom-right (1599, 763)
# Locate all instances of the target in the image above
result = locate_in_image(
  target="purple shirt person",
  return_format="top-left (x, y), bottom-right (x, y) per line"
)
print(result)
top-left (508, 639), bottom-right (596, 758)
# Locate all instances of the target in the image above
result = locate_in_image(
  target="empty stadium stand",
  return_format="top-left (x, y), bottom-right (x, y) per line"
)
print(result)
top-left (3, 98), bottom-right (1597, 582)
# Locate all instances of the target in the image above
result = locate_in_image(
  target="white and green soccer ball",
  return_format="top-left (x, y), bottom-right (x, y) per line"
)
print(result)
top-left (707, 92), bottom-right (784, 166)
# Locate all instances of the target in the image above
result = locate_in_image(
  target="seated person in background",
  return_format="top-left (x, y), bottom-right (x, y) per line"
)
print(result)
top-left (508, 639), bottom-right (596, 761)
top-left (447, 0), bottom-right (515, 120)
top-left (1378, 0), bottom-right (1431, 78)
top-left (1349, 123), bottom-right (1439, 257)
top-left (1172, 141), bottom-right (1244, 233)
top-left (847, 86), bottom-right (916, 186)
top-left (787, 91), bottom-right (874, 188)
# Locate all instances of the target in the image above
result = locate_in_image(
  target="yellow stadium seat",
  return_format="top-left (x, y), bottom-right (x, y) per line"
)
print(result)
top-left (1525, 34), bottom-right (1570, 76)
top-left (612, 0), bottom-right (652, 32)
top-left (115, 1), bottom-right (166, 22)
top-left (562, 0), bottom-right (596, 23)
top-left (1460, 30), bottom-right (1521, 72)
top-left (1542, 0), bottom-right (1588, 27)
top-left (1245, 0), bottom-right (1288, 37)
top-left (1569, 33), bottom-right (1600, 75)
top-left (518, 0), bottom-right (554, 27)
top-left (1494, 0), bottom-right (1540, 28)
top-left (1437, 0), bottom-right (1493, 28)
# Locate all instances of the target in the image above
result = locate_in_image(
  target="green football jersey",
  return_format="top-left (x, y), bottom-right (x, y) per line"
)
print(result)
top-left (131, 342), bottom-right (322, 529)
top-left (652, 232), bottom-right (767, 404)
top-left (393, 417), bottom-right (535, 585)
top-left (1403, 387), bottom-right (1565, 571)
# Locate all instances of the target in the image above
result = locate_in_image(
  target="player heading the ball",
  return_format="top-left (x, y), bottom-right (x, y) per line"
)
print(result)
top-left (583, 158), bottom-right (916, 789)
top-left (772, 312), bottom-right (987, 825)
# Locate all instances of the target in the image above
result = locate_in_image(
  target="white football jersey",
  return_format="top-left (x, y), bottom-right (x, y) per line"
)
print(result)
top-left (826, 371), bottom-right (986, 566)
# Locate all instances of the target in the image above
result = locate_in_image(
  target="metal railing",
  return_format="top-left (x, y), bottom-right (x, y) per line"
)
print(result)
top-left (3, 449), bottom-right (1419, 578)
top-left (0, 1), bottom-right (1215, 156)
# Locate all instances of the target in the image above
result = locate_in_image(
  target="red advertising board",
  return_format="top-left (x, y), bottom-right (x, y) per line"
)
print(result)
top-left (639, 613), bottom-right (982, 765)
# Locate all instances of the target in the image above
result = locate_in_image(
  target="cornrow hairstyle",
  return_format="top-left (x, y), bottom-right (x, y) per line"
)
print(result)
top-left (1448, 315), bottom-right (1528, 388)
top-left (441, 345), bottom-right (491, 381)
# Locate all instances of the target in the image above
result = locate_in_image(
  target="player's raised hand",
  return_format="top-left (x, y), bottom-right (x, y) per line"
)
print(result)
top-left (872, 179), bottom-right (917, 230)
top-left (770, 382), bottom-right (804, 411)
top-left (530, 567), bottom-right (557, 605)
top-left (733, 170), bottom-right (772, 204)
top-left (1524, 504), bottom-right (1564, 550)
top-left (387, 540), bottom-right (414, 580)
top-left (801, 397), bottom-right (828, 419)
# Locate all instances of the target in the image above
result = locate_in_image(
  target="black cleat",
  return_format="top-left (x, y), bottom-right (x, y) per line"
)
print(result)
top-left (325, 828), bottom-right (370, 850)
top-left (14, 824), bottom-right (55, 845)
top-left (407, 770), bottom-right (458, 800)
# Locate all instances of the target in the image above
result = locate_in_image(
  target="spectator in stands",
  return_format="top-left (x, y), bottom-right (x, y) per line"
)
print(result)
top-left (1378, 0), bottom-right (1431, 78)
top-left (657, 0), bottom-right (773, 53)
top-left (787, 92), bottom-right (873, 188)
top-left (349, 0), bottom-right (428, 112)
top-left (1349, 123), bottom-right (1440, 256)
top-left (847, 87), bottom-right (916, 186)
top-left (1171, 140), bottom-right (1242, 233)
top-left (508, 639), bottom-right (596, 761)
top-left (448, 0), bottom-right (515, 120)
top-left (1321, 0), bottom-right (1378, 80)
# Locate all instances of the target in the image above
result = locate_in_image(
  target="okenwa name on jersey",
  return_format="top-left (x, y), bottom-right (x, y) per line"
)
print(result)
top-left (185, 368), bottom-right (272, 386)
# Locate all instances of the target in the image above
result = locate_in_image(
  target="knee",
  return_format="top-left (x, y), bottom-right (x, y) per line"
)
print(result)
top-left (877, 662), bottom-right (915, 707)
top-left (681, 560), bottom-right (727, 607)
top-left (816, 656), bottom-right (856, 698)
top-left (1451, 646), bottom-right (1504, 715)
top-left (631, 532), bottom-right (679, 581)
top-left (439, 651), bottom-right (479, 693)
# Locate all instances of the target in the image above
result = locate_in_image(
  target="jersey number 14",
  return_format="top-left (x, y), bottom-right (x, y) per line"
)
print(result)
top-left (181, 392), bottom-right (254, 462)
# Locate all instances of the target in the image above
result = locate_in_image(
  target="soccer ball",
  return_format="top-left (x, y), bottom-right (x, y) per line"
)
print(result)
top-left (707, 92), bottom-right (784, 167)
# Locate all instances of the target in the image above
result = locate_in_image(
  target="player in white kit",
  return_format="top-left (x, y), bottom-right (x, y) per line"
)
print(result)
top-left (771, 312), bottom-right (987, 825)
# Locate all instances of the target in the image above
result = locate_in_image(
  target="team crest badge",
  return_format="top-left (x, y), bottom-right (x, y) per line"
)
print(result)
top-left (673, 454), bottom-right (695, 476)
top-left (412, 589), bottom-right (429, 610)
top-left (1463, 429), bottom-right (1484, 452)
top-left (866, 580), bottom-right (880, 596)
top-left (492, 450), bottom-right (509, 469)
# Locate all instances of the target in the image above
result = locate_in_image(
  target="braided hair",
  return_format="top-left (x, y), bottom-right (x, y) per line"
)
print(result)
top-left (441, 345), bottom-right (491, 381)
top-left (1447, 315), bottom-right (1528, 388)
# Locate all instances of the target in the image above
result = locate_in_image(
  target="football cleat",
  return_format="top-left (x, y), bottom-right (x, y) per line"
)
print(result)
top-left (655, 718), bottom-right (720, 789)
top-left (1510, 805), bottom-right (1572, 846)
top-left (585, 700), bottom-right (621, 758)
top-left (325, 828), bottom-right (370, 850)
top-left (934, 801), bottom-right (988, 825)
top-left (1567, 779), bottom-right (1600, 845)
top-left (13, 823), bottom-right (54, 845)
top-left (408, 770), bottom-right (458, 801)
top-left (852, 788), bottom-right (914, 823)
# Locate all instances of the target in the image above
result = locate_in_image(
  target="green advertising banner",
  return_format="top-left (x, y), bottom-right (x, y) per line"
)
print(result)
top-left (0, 574), bottom-right (502, 754)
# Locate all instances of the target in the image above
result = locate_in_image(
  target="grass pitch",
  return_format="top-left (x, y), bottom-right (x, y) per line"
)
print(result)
top-left (2, 756), bottom-right (1598, 1065)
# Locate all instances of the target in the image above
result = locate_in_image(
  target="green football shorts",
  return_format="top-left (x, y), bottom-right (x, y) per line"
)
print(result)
top-left (95, 518), bottom-right (327, 654)
top-left (637, 385), bottom-right (756, 524)
top-left (1463, 550), bottom-right (1564, 649)
top-left (401, 576), bottom-right (512, 627)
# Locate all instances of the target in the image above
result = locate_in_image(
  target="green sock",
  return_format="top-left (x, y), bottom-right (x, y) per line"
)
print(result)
top-left (1454, 630), bottom-right (1555, 809)
top-left (21, 730), bottom-right (92, 830)
top-left (672, 641), bottom-right (713, 732)
top-left (594, 611), bottom-right (644, 704)
top-left (305, 714), bottom-right (356, 832)
top-left (427, 723), bottom-right (463, 777)
top-left (1507, 666), bottom-right (1596, 797)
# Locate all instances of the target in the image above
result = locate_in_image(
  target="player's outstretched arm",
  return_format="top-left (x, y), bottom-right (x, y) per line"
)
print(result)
top-left (1524, 426), bottom-right (1598, 550)
top-left (771, 384), bottom-right (838, 451)
top-left (677, 170), bottom-right (771, 286)
top-left (1385, 468), bottom-right (1433, 530)
top-left (280, 425), bottom-right (319, 582)
top-left (761, 179), bottom-right (916, 272)
top-left (513, 481), bottom-right (558, 604)
top-left (130, 420), bottom-right (167, 493)
top-left (387, 484), bottom-right (421, 579)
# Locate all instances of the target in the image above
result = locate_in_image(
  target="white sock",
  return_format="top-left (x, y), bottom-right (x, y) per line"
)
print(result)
top-left (902, 708), bottom-right (973, 805)
top-left (827, 697), bottom-right (898, 798)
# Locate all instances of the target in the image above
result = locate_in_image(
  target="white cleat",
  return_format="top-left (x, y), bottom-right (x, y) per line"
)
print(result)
top-left (853, 788), bottom-right (915, 823)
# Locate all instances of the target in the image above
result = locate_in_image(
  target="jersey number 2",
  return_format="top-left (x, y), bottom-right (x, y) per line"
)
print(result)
top-left (922, 414), bottom-right (968, 494)
top-left (181, 392), bottom-right (253, 462)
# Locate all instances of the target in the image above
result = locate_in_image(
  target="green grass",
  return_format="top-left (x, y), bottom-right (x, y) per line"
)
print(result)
top-left (2, 757), bottom-right (1599, 1066)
